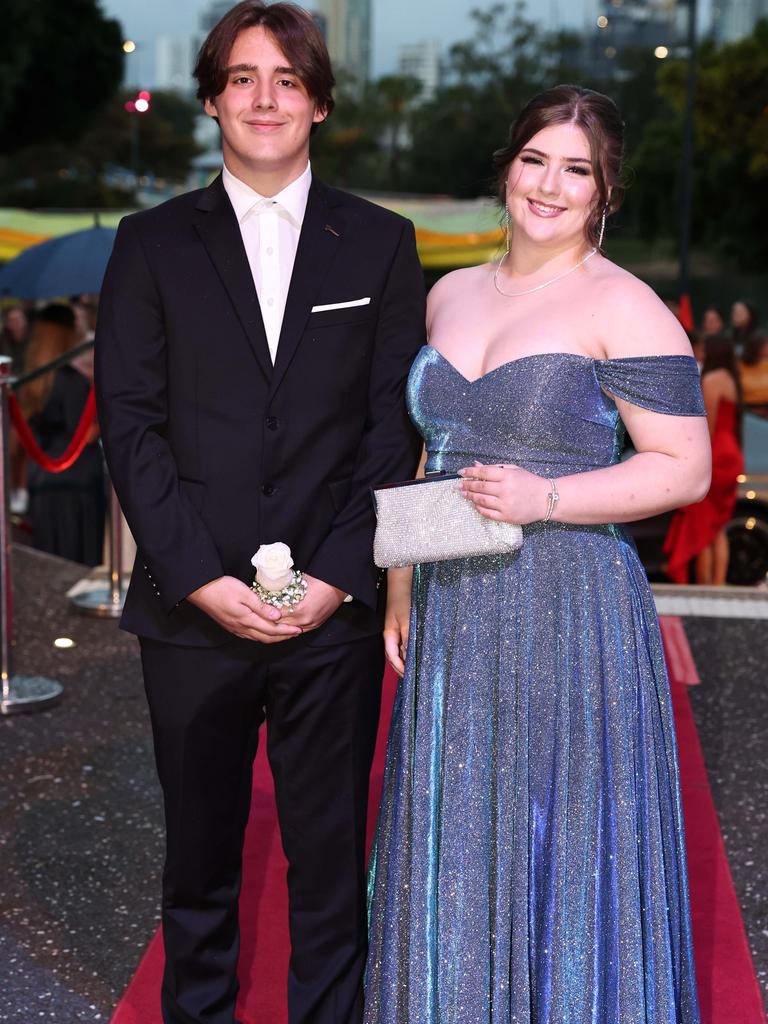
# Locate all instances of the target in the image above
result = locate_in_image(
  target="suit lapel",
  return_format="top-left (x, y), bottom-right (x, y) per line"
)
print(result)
top-left (269, 180), bottom-right (342, 397)
top-left (193, 175), bottom-right (272, 382)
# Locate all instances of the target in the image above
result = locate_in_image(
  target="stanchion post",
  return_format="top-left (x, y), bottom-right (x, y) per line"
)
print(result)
top-left (108, 486), bottom-right (124, 610)
top-left (68, 482), bottom-right (126, 618)
top-left (0, 357), bottom-right (13, 696)
top-left (0, 355), bottom-right (63, 715)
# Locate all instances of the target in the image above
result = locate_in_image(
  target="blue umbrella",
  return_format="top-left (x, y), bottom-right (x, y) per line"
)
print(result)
top-left (0, 225), bottom-right (117, 299)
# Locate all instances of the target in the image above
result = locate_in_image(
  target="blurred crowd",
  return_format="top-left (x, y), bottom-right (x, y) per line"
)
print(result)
top-left (664, 296), bottom-right (766, 586)
top-left (690, 300), bottom-right (768, 415)
top-left (1, 297), bottom-right (105, 566)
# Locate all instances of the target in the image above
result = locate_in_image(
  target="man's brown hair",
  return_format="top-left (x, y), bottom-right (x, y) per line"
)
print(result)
top-left (194, 1), bottom-right (335, 117)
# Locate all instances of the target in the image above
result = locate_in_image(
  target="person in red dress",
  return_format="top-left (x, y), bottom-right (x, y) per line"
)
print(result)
top-left (664, 332), bottom-right (744, 584)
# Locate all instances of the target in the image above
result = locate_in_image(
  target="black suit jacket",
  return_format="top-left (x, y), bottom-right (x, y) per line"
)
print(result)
top-left (95, 175), bottom-right (425, 647)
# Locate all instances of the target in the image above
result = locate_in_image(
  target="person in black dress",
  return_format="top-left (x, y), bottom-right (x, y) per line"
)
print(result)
top-left (19, 303), bottom-right (105, 566)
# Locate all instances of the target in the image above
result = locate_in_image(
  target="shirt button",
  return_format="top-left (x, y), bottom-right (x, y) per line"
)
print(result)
top-left (266, 246), bottom-right (274, 255)
top-left (267, 298), bottom-right (274, 306)
top-left (262, 483), bottom-right (275, 496)
top-left (265, 416), bottom-right (279, 430)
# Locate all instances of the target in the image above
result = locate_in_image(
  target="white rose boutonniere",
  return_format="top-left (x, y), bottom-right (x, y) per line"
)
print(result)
top-left (251, 542), bottom-right (308, 609)
top-left (252, 542), bottom-right (294, 591)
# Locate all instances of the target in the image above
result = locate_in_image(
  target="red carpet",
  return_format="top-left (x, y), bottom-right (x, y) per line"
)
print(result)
top-left (109, 670), bottom-right (397, 1024)
top-left (111, 632), bottom-right (765, 1024)
top-left (662, 616), bottom-right (766, 1024)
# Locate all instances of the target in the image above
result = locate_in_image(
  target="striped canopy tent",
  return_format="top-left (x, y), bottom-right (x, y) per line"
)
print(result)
top-left (0, 210), bottom-right (128, 263)
top-left (0, 197), bottom-right (504, 276)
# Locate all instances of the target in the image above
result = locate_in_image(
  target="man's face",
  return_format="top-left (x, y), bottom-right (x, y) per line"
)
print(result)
top-left (204, 26), bottom-right (326, 189)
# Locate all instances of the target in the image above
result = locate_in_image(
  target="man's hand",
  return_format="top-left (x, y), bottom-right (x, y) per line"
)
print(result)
top-left (187, 576), bottom-right (303, 643)
top-left (287, 573), bottom-right (346, 633)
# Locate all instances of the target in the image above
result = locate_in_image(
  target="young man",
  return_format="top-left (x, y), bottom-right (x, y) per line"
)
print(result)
top-left (95, 4), bottom-right (425, 1022)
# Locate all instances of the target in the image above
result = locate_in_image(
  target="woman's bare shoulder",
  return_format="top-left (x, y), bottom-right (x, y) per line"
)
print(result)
top-left (589, 260), bottom-right (694, 359)
top-left (427, 263), bottom-right (494, 320)
top-left (429, 263), bottom-right (491, 296)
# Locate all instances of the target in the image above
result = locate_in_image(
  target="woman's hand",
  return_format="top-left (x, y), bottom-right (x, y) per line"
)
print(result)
top-left (383, 567), bottom-right (413, 676)
top-left (459, 463), bottom-right (550, 525)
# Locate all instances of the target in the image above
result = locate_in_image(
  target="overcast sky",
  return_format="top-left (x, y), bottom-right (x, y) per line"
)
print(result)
top-left (100, 0), bottom-right (597, 82)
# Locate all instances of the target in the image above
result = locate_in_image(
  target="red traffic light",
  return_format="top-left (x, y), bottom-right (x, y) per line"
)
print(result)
top-left (125, 90), bottom-right (151, 114)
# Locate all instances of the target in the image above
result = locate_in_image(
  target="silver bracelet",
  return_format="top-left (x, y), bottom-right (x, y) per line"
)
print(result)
top-left (543, 478), bottom-right (559, 524)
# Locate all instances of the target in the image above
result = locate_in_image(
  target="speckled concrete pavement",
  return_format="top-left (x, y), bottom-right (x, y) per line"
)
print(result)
top-left (1, 547), bottom-right (163, 1023)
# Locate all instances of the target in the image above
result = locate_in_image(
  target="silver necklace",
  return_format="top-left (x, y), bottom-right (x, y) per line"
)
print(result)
top-left (493, 247), bottom-right (597, 298)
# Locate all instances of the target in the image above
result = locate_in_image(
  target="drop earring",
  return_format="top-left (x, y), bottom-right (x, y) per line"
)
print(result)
top-left (598, 206), bottom-right (607, 250)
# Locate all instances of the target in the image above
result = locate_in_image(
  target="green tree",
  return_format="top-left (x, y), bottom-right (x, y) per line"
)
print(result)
top-left (372, 74), bottom-right (422, 189)
top-left (405, 6), bottom-right (586, 197)
top-left (0, 0), bottom-right (124, 154)
top-left (626, 117), bottom-right (682, 241)
top-left (643, 20), bottom-right (768, 266)
top-left (0, 89), bottom-right (202, 208)
top-left (80, 89), bottom-right (202, 181)
top-left (310, 71), bottom-right (381, 188)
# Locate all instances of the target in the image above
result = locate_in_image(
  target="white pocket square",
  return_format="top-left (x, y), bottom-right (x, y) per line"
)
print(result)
top-left (311, 297), bottom-right (371, 313)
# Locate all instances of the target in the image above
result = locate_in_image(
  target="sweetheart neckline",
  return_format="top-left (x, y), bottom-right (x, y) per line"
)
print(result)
top-left (426, 347), bottom-right (591, 384)
top-left (420, 346), bottom-right (694, 385)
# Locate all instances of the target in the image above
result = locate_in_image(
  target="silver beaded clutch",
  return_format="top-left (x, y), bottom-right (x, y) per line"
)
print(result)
top-left (372, 473), bottom-right (524, 568)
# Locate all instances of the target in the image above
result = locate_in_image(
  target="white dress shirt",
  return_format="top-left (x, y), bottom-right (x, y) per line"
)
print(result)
top-left (222, 162), bottom-right (312, 363)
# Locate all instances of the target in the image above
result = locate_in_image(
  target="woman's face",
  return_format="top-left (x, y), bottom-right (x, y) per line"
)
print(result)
top-left (701, 308), bottom-right (724, 335)
top-left (731, 301), bottom-right (751, 329)
top-left (505, 122), bottom-right (599, 250)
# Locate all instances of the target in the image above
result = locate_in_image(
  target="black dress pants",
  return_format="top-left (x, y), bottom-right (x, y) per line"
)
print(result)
top-left (140, 632), bottom-right (384, 1024)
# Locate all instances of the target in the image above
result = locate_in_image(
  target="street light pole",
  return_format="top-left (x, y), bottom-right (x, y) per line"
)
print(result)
top-left (124, 90), bottom-right (151, 191)
top-left (130, 114), bottom-right (140, 188)
top-left (678, 0), bottom-right (699, 299)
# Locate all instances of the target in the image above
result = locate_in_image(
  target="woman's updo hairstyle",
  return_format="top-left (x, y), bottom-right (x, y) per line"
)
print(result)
top-left (493, 85), bottom-right (626, 250)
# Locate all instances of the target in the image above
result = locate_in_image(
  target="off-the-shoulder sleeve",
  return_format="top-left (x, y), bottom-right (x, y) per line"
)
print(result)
top-left (594, 355), bottom-right (705, 416)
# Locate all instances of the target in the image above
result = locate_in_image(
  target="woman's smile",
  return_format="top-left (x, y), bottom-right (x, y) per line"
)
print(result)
top-left (527, 198), bottom-right (566, 217)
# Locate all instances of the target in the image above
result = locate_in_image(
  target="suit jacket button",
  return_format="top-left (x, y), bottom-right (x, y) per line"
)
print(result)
top-left (265, 416), bottom-right (279, 430)
top-left (262, 483), bottom-right (275, 496)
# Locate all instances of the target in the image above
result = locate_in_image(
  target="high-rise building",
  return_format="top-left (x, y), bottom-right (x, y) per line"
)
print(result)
top-left (200, 0), bottom-right (234, 34)
top-left (712, 0), bottom-right (768, 42)
top-left (314, 0), bottom-right (371, 83)
top-left (155, 34), bottom-right (200, 95)
top-left (398, 40), bottom-right (441, 102)
top-left (586, 0), bottom-right (684, 80)
top-left (597, 0), bottom-right (682, 50)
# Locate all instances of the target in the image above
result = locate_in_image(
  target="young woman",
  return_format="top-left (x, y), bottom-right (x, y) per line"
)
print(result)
top-left (731, 299), bottom-right (761, 358)
top-left (365, 86), bottom-right (710, 1024)
top-left (700, 305), bottom-right (726, 338)
top-left (665, 334), bottom-right (744, 585)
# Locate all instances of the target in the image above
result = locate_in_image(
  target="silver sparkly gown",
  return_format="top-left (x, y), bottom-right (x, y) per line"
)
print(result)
top-left (364, 349), bottom-right (704, 1024)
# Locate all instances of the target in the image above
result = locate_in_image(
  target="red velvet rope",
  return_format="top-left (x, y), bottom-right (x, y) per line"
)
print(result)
top-left (8, 388), bottom-right (98, 473)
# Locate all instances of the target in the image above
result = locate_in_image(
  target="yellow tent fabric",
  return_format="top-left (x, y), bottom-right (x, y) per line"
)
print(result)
top-left (0, 202), bottom-right (504, 269)
top-left (0, 210), bottom-right (129, 263)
